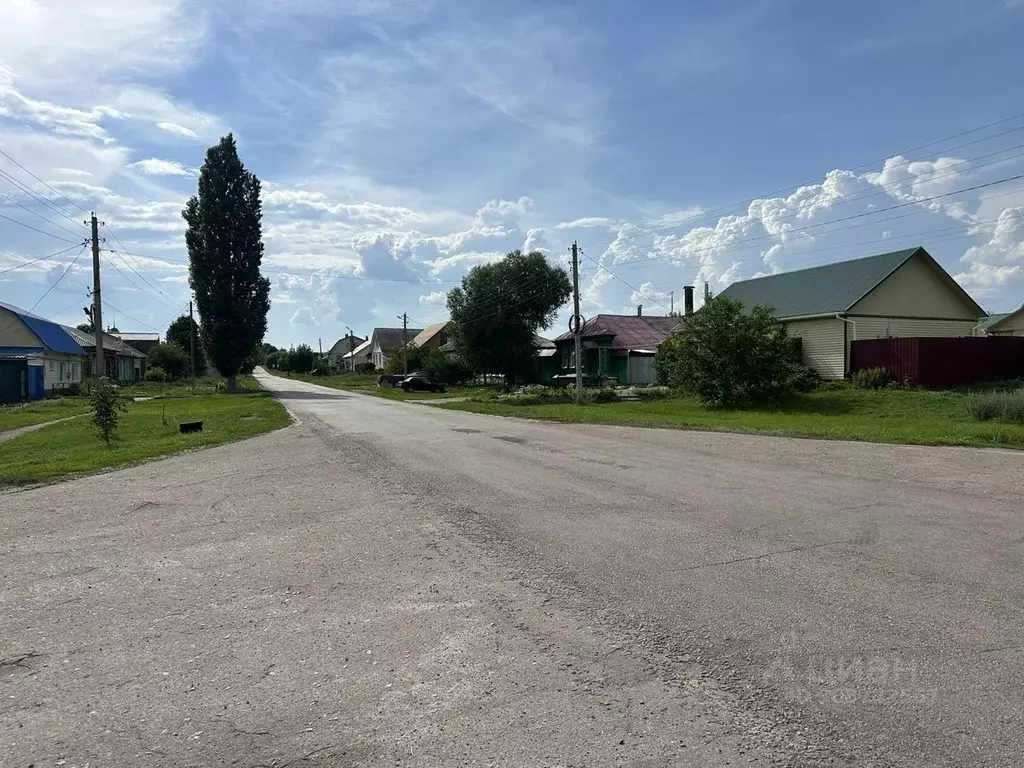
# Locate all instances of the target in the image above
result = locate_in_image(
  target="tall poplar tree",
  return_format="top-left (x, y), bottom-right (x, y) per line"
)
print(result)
top-left (182, 134), bottom-right (271, 391)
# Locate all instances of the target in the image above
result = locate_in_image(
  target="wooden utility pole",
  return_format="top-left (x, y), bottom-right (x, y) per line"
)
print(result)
top-left (571, 241), bottom-right (582, 404)
top-left (670, 291), bottom-right (674, 314)
top-left (89, 213), bottom-right (104, 378)
top-left (189, 300), bottom-right (196, 393)
top-left (399, 313), bottom-right (409, 376)
top-left (346, 326), bottom-right (355, 372)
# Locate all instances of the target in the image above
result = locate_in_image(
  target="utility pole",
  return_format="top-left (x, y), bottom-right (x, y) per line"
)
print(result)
top-left (188, 300), bottom-right (196, 393)
top-left (88, 213), bottom-right (104, 378)
top-left (670, 291), bottom-right (674, 315)
top-left (346, 326), bottom-right (355, 372)
top-left (399, 313), bottom-right (409, 376)
top-left (571, 241), bottom-right (582, 404)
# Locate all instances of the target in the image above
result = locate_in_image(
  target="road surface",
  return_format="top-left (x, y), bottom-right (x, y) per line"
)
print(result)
top-left (2, 371), bottom-right (1022, 767)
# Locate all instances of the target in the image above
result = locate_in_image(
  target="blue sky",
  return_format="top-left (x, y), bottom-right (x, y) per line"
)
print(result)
top-left (2, 0), bottom-right (1024, 348)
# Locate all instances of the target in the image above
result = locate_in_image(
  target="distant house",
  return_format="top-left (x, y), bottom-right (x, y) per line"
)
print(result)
top-left (325, 334), bottom-right (366, 369)
top-left (554, 314), bottom-right (679, 385)
top-left (409, 321), bottom-right (450, 350)
top-left (341, 338), bottom-right (373, 371)
top-left (717, 246), bottom-right (986, 379)
top-left (63, 325), bottom-right (146, 383)
top-left (980, 305), bottom-right (1024, 337)
top-left (0, 301), bottom-right (87, 402)
top-left (369, 327), bottom-right (423, 369)
top-left (110, 331), bottom-right (160, 356)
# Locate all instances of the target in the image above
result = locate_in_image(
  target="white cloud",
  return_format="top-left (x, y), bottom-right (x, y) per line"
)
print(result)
top-left (156, 122), bottom-right (198, 139)
top-left (555, 217), bottom-right (620, 230)
top-left (419, 290), bottom-right (447, 306)
top-left (127, 158), bottom-right (195, 176)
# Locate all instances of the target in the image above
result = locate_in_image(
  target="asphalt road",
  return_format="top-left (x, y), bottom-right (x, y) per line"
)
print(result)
top-left (2, 371), bottom-right (1022, 767)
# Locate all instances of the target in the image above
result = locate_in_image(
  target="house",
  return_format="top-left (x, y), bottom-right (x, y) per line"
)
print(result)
top-left (717, 246), bottom-right (986, 380)
top-left (325, 333), bottom-right (366, 369)
top-left (341, 338), bottom-right (373, 371)
top-left (409, 321), bottom-right (450, 350)
top-left (63, 325), bottom-right (147, 383)
top-left (368, 327), bottom-right (423, 370)
top-left (110, 331), bottom-right (160, 356)
top-left (980, 305), bottom-right (1024, 337)
top-left (554, 314), bottom-right (679, 385)
top-left (0, 301), bottom-right (87, 402)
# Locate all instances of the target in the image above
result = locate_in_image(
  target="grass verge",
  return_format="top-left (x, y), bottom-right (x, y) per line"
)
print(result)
top-left (0, 397), bottom-right (91, 432)
top-left (0, 383), bottom-right (290, 487)
top-left (273, 371), bottom-right (499, 401)
top-left (437, 387), bottom-right (1024, 449)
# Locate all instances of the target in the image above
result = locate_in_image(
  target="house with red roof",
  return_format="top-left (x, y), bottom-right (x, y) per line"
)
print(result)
top-left (553, 312), bottom-right (679, 385)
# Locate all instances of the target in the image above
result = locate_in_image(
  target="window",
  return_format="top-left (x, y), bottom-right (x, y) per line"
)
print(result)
top-left (562, 347), bottom-right (575, 370)
top-left (60, 361), bottom-right (66, 381)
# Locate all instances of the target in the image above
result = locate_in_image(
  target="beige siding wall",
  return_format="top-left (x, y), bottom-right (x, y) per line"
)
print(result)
top-left (849, 253), bottom-right (979, 319)
top-left (784, 318), bottom-right (846, 379)
top-left (989, 310), bottom-right (1024, 336)
top-left (0, 307), bottom-right (43, 347)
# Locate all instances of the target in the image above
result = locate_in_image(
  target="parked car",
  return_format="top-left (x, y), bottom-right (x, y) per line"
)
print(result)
top-left (400, 373), bottom-right (446, 393)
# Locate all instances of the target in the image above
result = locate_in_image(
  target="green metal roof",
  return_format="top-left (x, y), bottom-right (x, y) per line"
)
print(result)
top-left (718, 247), bottom-right (923, 318)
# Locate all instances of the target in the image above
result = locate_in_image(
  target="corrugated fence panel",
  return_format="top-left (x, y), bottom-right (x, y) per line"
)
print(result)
top-left (851, 337), bottom-right (1024, 386)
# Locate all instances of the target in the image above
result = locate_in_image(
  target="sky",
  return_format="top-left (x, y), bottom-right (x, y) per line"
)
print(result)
top-left (2, 0), bottom-right (1024, 349)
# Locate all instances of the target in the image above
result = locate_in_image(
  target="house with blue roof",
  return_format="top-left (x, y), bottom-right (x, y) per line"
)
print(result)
top-left (0, 301), bottom-right (88, 403)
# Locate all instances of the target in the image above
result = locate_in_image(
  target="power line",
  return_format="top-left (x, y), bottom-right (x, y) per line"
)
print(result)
top-left (99, 252), bottom-right (183, 311)
top-left (0, 146), bottom-right (91, 217)
top-left (0, 167), bottom-right (87, 230)
top-left (595, 174), bottom-right (1024, 274)
top-left (579, 248), bottom-right (673, 313)
top-left (0, 243), bottom-right (88, 275)
top-left (0, 212), bottom-right (85, 244)
top-left (0, 247), bottom-right (88, 335)
top-left (0, 189), bottom-right (88, 239)
top-left (101, 224), bottom-right (182, 304)
top-left (581, 141), bottom-right (1024, 254)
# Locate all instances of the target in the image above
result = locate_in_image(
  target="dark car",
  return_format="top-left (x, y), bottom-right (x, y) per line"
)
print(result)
top-left (400, 373), bottom-right (446, 393)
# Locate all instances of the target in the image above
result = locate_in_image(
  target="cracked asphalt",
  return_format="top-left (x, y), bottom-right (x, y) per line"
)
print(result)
top-left (2, 369), bottom-right (1023, 767)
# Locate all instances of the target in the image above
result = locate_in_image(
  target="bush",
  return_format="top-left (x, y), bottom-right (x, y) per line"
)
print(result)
top-left (655, 296), bottom-right (814, 407)
top-left (588, 387), bottom-right (619, 403)
top-left (966, 390), bottom-right (1024, 423)
top-left (288, 344), bottom-right (316, 373)
top-left (620, 385), bottom-right (675, 401)
top-left (90, 376), bottom-right (127, 444)
top-left (145, 366), bottom-right (167, 383)
top-left (852, 367), bottom-right (891, 390)
top-left (147, 341), bottom-right (189, 379)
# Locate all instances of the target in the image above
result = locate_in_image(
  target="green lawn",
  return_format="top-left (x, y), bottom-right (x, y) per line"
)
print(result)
top-left (437, 387), bottom-right (1024, 449)
top-left (0, 385), bottom-right (291, 486)
top-left (0, 396), bottom-right (91, 432)
top-left (273, 371), bottom-right (500, 401)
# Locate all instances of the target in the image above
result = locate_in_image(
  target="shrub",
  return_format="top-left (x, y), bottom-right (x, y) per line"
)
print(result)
top-left (90, 376), bottom-right (127, 444)
top-left (588, 387), bottom-right (619, 403)
top-left (967, 390), bottom-right (1024, 423)
top-left (288, 344), bottom-right (316, 373)
top-left (852, 367), bottom-right (891, 390)
top-left (655, 296), bottom-right (814, 407)
top-left (147, 341), bottom-right (189, 379)
top-left (145, 366), bottom-right (167, 383)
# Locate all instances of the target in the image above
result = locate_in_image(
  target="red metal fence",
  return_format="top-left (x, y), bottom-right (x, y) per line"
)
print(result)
top-left (850, 337), bottom-right (1024, 387)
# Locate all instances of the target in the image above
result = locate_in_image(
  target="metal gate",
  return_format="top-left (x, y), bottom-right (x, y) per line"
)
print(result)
top-left (0, 361), bottom-right (26, 404)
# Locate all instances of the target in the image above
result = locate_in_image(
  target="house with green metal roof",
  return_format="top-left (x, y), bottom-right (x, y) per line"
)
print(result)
top-left (718, 246), bottom-right (986, 379)
top-left (980, 304), bottom-right (1024, 337)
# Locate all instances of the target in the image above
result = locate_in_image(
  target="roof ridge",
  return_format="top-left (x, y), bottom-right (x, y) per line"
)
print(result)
top-left (727, 247), bottom-right (921, 287)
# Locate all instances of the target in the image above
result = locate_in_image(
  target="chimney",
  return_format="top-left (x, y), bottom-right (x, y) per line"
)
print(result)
top-left (704, 281), bottom-right (711, 301)
top-left (637, 304), bottom-right (643, 317)
top-left (683, 285), bottom-right (694, 316)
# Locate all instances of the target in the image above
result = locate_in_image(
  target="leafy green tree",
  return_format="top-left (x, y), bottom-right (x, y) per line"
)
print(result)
top-left (183, 134), bottom-right (271, 392)
top-left (447, 250), bottom-right (571, 386)
top-left (288, 344), bottom-right (315, 373)
top-left (76, 322), bottom-right (93, 333)
top-left (90, 377), bottom-right (127, 444)
top-left (273, 349), bottom-right (290, 371)
top-left (147, 341), bottom-right (190, 380)
top-left (165, 314), bottom-right (208, 377)
top-left (655, 296), bottom-right (816, 407)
